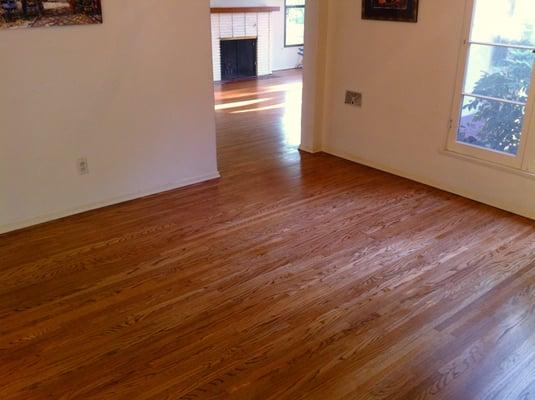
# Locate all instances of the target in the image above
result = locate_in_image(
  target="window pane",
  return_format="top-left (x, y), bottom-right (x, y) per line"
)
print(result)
top-left (457, 95), bottom-right (525, 155)
top-left (471, 0), bottom-right (535, 47)
top-left (285, 7), bottom-right (305, 46)
top-left (464, 44), bottom-right (535, 103)
top-left (286, 0), bottom-right (305, 6)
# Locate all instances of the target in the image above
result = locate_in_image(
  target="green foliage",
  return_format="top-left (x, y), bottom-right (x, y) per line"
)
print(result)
top-left (459, 34), bottom-right (534, 155)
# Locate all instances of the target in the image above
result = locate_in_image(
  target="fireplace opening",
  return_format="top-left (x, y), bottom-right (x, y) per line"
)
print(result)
top-left (220, 38), bottom-right (257, 82)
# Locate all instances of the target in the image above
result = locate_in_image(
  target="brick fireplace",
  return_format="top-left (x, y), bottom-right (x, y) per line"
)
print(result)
top-left (210, 7), bottom-right (280, 82)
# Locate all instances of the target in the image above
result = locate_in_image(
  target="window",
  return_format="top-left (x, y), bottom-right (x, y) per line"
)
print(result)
top-left (285, 0), bottom-right (305, 47)
top-left (448, 0), bottom-right (535, 170)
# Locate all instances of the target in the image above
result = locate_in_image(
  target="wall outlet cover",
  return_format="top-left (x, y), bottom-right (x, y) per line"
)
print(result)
top-left (345, 91), bottom-right (362, 107)
top-left (78, 157), bottom-right (89, 175)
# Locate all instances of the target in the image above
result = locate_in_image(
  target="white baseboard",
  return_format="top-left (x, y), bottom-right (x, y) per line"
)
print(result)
top-left (324, 146), bottom-right (535, 221)
top-left (0, 171), bottom-right (220, 235)
top-left (299, 145), bottom-right (321, 154)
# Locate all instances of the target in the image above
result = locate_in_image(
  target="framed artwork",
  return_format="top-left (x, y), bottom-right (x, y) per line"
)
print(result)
top-left (1, 0), bottom-right (102, 30)
top-left (362, 0), bottom-right (419, 23)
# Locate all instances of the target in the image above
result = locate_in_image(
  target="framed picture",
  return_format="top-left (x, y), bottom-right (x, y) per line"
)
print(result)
top-left (362, 0), bottom-right (419, 23)
top-left (1, 0), bottom-right (103, 30)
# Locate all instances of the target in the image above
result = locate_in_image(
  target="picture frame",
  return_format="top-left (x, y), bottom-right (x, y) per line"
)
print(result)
top-left (362, 0), bottom-right (419, 23)
top-left (1, 0), bottom-right (103, 30)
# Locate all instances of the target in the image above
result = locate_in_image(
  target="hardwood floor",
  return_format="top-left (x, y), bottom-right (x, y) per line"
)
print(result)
top-left (1, 69), bottom-right (535, 399)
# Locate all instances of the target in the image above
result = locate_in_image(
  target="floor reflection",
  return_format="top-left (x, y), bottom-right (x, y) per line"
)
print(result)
top-left (281, 81), bottom-right (303, 146)
top-left (214, 70), bottom-right (303, 149)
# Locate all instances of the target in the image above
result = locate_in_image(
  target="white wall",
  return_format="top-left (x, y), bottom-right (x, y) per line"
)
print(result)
top-left (0, 0), bottom-right (219, 234)
top-left (300, 0), bottom-right (327, 153)
top-left (210, 0), bottom-right (301, 71)
top-left (313, 0), bottom-right (535, 220)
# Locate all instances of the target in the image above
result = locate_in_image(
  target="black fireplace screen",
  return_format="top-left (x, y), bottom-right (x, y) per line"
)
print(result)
top-left (220, 38), bottom-right (257, 81)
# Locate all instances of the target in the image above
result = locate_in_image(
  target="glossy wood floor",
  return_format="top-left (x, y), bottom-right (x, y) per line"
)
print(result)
top-left (2, 70), bottom-right (535, 399)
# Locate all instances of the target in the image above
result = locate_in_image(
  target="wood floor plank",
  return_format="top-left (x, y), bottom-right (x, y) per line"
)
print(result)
top-left (1, 70), bottom-right (534, 399)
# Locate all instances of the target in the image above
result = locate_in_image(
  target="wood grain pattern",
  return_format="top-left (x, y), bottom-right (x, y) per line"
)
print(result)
top-left (1, 70), bottom-right (535, 399)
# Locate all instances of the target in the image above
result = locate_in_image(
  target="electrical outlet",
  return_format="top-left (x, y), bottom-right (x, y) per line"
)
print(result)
top-left (345, 90), bottom-right (362, 107)
top-left (78, 157), bottom-right (89, 175)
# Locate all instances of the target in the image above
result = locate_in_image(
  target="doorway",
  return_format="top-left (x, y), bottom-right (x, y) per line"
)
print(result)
top-left (209, 1), bottom-right (306, 166)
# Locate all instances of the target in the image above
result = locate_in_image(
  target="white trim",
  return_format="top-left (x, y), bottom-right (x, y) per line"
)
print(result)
top-left (0, 171), bottom-right (221, 235)
top-left (324, 146), bottom-right (535, 221)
